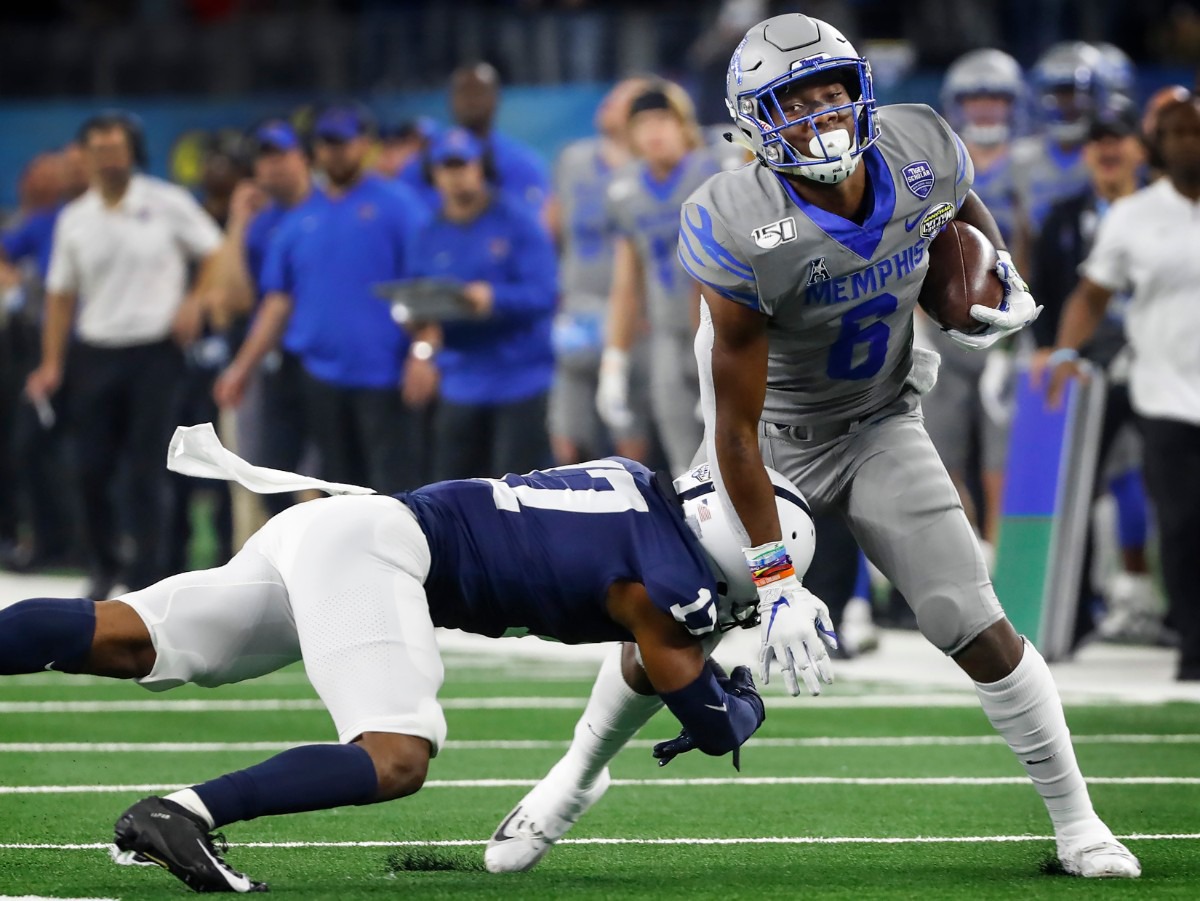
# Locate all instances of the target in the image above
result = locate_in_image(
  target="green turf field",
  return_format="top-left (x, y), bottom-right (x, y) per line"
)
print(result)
top-left (0, 654), bottom-right (1196, 899)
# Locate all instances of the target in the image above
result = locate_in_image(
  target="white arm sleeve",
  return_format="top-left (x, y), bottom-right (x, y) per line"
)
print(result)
top-left (694, 296), bottom-right (753, 550)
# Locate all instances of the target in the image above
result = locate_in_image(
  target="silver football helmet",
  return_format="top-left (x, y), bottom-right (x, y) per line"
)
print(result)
top-left (725, 14), bottom-right (879, 184)
top-left (940, 48), bottom-right (1025, 146)
top-left (1031, 41), bottom-right (1107, 144)
top-left (1093, 41), bottom-right (1136, 101)
top-left (674, 462), bottom-right (816, 628)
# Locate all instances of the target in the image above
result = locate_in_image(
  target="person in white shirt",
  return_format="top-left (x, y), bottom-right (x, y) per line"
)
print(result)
top-left (1047, 94), bottom-right (1200, 682)
top-left (25, 111), bottom-right (223, 598)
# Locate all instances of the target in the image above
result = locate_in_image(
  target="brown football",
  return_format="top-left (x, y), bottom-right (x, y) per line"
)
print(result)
top-left (918, 219), bottom-right (1005, 334)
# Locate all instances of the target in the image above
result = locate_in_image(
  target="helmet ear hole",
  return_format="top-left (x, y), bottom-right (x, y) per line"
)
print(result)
top-left (791, 531), bottom-right (798, 539)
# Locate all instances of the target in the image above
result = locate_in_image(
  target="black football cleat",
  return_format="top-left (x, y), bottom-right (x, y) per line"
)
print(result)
top-left (113, 796), bottom-right (267, 893)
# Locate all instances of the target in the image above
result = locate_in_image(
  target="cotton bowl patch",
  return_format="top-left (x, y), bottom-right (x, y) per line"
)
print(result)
top-left (902, 160), bottom-right (935, 199)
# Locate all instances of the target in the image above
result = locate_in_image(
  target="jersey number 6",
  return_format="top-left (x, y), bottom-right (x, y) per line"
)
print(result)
top-left (826, 293), bottom-right (898, 381)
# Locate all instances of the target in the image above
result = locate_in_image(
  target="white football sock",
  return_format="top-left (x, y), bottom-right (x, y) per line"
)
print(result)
top-left (164, 788), bottom-right (215, 829)
top-left (560, 644), bottom-right (663, 789)
top-left (974, 639), bottom-right (1096, 837)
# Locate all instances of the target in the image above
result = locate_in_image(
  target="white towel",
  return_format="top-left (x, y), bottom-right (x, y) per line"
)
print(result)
top-left (167, 422), bottom-right (375, 497)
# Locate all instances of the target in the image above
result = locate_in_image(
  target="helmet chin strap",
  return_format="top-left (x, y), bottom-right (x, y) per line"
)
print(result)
top-left (790, 127), bottom-right (860, 185)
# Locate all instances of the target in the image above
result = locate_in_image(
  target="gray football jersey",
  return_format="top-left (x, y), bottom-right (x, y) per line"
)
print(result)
top-left (555, 137), bottom-right (619, 316)
top-left (679, 104), bottom-right (974, 427)
top-left (607, 149), bottom-right (725, 338)
top-left (1010, 134), bottom-right (1088, 235)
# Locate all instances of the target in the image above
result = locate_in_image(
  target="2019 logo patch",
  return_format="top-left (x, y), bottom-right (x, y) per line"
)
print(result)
top-left (752, 216), bottom-right (797, 249)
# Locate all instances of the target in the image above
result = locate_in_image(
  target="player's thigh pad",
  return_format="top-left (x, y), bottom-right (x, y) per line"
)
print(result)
top-left (257, 494), bottom-right (448, 754)
top-left (841, 408), bottom-right (1004, 654)
top-left (118, 533), bottom-right (299, 691)
top-left (918, 364), bottom-right (976, 475)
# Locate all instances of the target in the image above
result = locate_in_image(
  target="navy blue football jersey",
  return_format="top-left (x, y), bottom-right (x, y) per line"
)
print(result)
top-left (395, 459), bottom-right (718, 644)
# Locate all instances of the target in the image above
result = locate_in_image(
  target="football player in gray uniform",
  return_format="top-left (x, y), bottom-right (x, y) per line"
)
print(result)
top-left (547, 78), bottom-right (655, 466)
top-left (486, 14), bottom-right (1139, 881)
top-left (595, 81), bottom-right (731, 474)
top-left (1013, 42), bottom-right (1107, 235)
top-left (921, 48), bottom-right (1029, 558)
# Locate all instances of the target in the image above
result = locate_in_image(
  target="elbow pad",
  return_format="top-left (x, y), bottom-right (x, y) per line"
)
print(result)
top-left (660, 663), bottom-right (764, 756)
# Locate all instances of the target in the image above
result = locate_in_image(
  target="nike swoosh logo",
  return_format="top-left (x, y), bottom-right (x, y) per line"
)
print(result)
top-left (195, 838), bottom-right (251, 892)
top-left (491, 807), bottom-right (523, 843)
top-left (765, 598), bottom-right (789, 641)
top-left (44, 661), bottom-right (56, 672)
top-left (704, 703), bottom-right (728, 712)
top-left (904, 212), bottom-right (923, 231)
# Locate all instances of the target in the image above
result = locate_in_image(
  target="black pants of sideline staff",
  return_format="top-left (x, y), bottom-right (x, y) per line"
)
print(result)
top-left (68, 339), bottom-right (182, 593)
top-left (303, 370), bottom-right (424, 494)
top-left (433, 391), bottom-right (551, 482)
top-left (1139, 415), bottom-right (1200, 681)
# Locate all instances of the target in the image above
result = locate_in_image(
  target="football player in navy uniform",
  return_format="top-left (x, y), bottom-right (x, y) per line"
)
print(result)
top-left (0, 424), bottom-right (817, 893)
top-left (490, 14), bottom-right (1138, 881)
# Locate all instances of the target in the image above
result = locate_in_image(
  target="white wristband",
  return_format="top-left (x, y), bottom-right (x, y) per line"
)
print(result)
top-left (1046, 347), bottom-right (1079, 368)
top-left (600, 346), bottom-right (629, 375)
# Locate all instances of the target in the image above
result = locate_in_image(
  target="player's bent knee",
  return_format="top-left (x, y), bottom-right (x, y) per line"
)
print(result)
top-left (952, 618), bottom-right (1024, 683)
top-left (88, 601), bottom-right (156, 679)
top-left (355, 732), bottom-right (431, 802)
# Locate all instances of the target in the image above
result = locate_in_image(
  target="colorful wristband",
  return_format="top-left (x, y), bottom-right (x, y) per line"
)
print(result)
top-left (743, 540), bottom-right (796, 588)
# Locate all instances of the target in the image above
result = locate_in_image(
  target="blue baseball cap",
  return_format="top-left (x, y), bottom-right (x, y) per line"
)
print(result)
top-left (314, 105), bottom-right (371, 142)
top-left (254, 120), bottom-right (299, 153)
top-left (428, 127), bottom-right (484, 165)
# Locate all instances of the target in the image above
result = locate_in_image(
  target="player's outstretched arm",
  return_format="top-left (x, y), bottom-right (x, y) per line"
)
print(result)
top-left (700, 295), bottom-right (837, 696)
top-left (607, 582), bottom-right (764, 761)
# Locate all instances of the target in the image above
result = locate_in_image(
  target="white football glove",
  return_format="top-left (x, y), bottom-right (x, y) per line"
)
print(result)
top-left (944, 250), bottom-right (1043, 351)
top-left (756, 574), bottom-right (838, 697)
top-left (596, 347), bottom-right (634, 432)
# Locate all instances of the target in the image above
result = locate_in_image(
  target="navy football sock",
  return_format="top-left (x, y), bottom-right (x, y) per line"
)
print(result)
top-left (0, 597), bottom-right (96, 675)
top-left (193, 743), bottom-right (379, 828)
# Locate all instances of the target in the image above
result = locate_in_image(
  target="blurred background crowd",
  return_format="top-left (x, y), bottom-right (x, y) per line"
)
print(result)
top-left (1, 0), bottom-right (1199, 674)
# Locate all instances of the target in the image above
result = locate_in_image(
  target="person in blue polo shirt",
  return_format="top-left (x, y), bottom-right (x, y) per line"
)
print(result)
top-left (211, 120), bottom-right (314, 514)
top-left (0, 148), bottom-right (86, 572)
top-left (405, 127), bottom-right (557, 481)
top-left (399, 64), bottom-right (550, 218)
top-left (217, 103), bottom-right (427, 493)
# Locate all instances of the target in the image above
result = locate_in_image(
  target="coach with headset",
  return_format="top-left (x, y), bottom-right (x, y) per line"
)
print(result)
top-left (26, 111), bottom-right (223, 597)
top-left (404, 127), bottom-right (557, 481)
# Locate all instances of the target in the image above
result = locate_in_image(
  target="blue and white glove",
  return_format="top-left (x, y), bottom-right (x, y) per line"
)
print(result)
top-left (944, 250), bottom-right (1043, 351)
top-left (745, 541), bottom-right (838, 696)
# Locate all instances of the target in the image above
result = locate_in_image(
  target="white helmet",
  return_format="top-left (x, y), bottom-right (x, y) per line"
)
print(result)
top-left (725, 13), bottom-right (879, 185)
top-left (1031, 41), bottom-right (1107, 144)
top-left (674, 462), bottom-right (816, 627)
top-left (940, 48), bottom-right (1026, 146)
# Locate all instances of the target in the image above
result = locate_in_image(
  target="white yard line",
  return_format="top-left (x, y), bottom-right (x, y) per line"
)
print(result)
top-left (0, 734), bottom-right (1196, 753)
top-left (3, 776), bottom-right (1199, 795)
top-left (3, 691), bottom-right (1175, 714)
top-left (1, 833), bottom-right (1198, 852)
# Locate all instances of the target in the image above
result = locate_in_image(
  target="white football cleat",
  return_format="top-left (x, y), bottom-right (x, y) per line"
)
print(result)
top-left (485, 763), bottom-right (611, 874)
top-left (838, 596), bottom-right (879, 658)
top-left (1057, 821), bottom-right (1141, 878)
